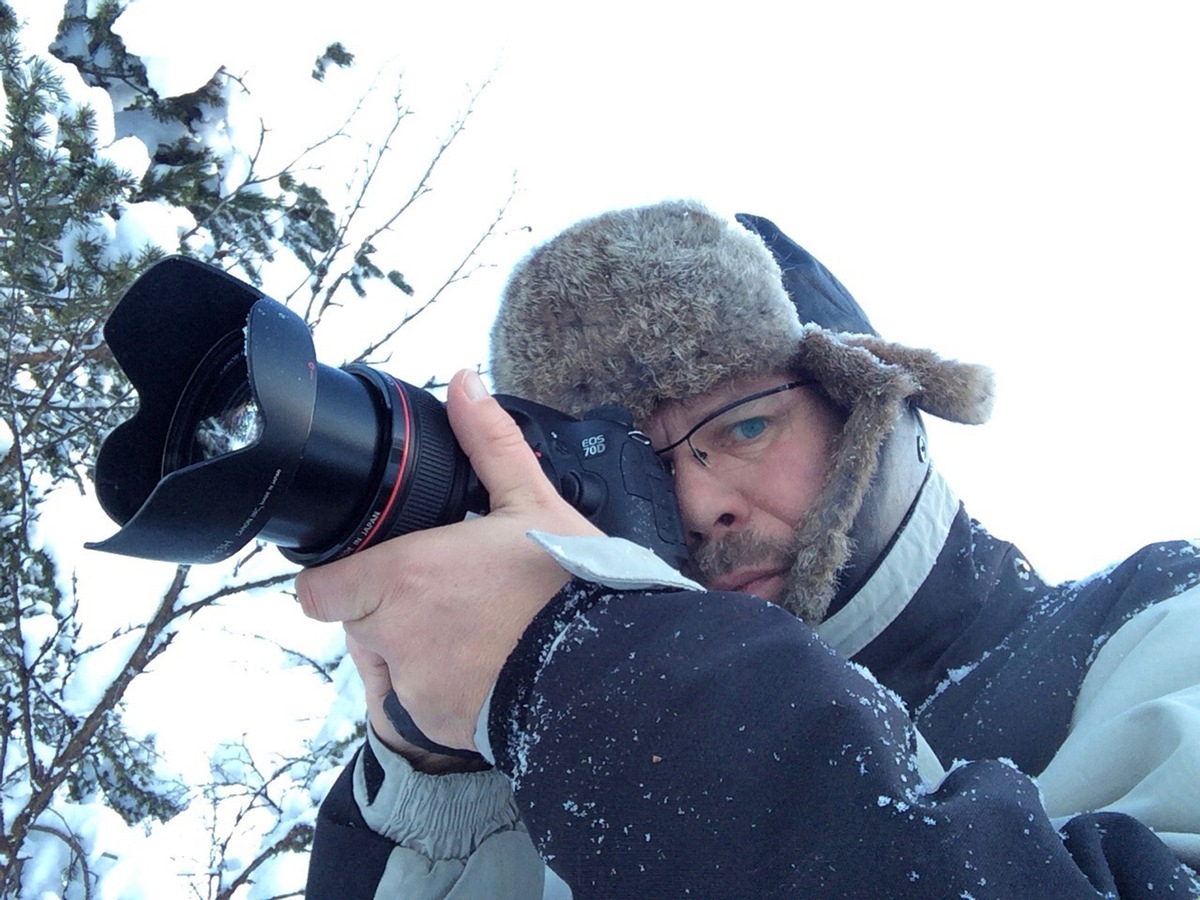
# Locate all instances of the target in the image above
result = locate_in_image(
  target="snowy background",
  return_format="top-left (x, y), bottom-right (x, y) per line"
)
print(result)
top-left (6, 0), bottom-right (1199, 896)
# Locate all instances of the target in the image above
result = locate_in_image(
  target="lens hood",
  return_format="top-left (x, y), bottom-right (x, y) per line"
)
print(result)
top-left (88, 257), bottom-right (318, 564)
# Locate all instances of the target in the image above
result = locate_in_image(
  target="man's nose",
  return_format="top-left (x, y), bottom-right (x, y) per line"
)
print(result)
top-left (672, 460), bottom-right (750, 549)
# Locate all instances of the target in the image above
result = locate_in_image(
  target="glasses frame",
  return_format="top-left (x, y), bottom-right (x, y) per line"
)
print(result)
top-left (654, 380), bottom-right (815, 470)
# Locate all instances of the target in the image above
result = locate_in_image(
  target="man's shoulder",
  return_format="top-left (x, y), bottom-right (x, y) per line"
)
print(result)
top-left (1066, 539), bottom-right (1200, 610)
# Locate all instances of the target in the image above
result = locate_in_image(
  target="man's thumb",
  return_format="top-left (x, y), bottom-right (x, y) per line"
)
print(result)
top-left (446, 369), bottom-right (557, 512)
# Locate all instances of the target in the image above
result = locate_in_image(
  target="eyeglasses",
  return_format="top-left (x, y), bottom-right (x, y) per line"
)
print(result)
top-left (654, 381), bottom-right (815, 475)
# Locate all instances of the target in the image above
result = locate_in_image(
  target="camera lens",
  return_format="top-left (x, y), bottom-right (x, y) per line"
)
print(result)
top-left (87, 256), bottom-right (514, 566)
top-left (276, 367), bottom-right (481, 566)
top-left (163, 331), bottom-right (262, 474)
top-left (194, 395), bottom-right (262, 460)
top-left (143, 320), bottom-right (483, 565)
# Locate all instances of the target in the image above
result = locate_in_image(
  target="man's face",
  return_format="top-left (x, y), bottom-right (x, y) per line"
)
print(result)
top-left (644, 372), bottom-right (843, 605)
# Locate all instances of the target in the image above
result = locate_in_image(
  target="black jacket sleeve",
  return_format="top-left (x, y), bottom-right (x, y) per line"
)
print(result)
top-left (487, 581), bottom-right (1199, 898)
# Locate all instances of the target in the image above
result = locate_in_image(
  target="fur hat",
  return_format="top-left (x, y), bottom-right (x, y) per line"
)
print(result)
top-left (491, 200), bottom-right (804, 425)
top-left (490, 200), bottom-right (994, 625)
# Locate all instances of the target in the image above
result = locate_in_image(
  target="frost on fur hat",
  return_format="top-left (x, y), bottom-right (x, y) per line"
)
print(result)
top-left (490, 200), bottom-right (804, 424)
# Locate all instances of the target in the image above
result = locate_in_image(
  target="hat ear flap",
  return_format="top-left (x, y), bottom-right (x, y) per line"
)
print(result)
top-left (841, 335), bottom-right (995, 425)
top-left (789, 330), bottom-right (922, 413)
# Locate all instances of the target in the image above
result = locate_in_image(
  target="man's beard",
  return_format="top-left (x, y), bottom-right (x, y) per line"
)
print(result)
top-left (685, 530), bottom-right (798, 594)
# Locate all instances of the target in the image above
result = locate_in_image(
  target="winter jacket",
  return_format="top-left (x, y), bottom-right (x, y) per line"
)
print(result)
top-left (305, 488), bottom-right (1200, 897)
top-left (818, 469), bottom-right (1200, 866)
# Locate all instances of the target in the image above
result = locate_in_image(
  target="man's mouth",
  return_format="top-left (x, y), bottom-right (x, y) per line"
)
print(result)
top-left (711, 567), bottom-right (788, 600)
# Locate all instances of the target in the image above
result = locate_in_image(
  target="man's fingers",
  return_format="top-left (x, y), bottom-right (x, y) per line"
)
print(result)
top-left (296, 547), bottom-right (389, 623)
top-left (446, 369), bottom-right (560, 513)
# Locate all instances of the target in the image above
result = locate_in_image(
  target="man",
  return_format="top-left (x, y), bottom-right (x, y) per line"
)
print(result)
top-left (301, 201), bottom-right (1200, 897)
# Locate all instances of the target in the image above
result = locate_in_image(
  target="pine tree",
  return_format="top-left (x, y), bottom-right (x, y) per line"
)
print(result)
top-left (1, 1), bottom-right (506, 894)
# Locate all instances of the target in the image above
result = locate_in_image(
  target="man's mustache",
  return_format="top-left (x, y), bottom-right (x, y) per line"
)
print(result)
top-left (686, 530), bottom-right (797, 585)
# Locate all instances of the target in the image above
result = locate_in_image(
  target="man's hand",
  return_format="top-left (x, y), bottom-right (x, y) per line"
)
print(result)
top-left (296, 369), bottom-right (602, 755)
top-left (342, 635), bottom-right (486, 772)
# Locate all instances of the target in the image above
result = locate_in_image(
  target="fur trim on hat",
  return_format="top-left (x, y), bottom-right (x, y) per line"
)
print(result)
top-left (840, 335), bottom-right (995, 425)
top-left (774, 330), bottom-right (992, 623)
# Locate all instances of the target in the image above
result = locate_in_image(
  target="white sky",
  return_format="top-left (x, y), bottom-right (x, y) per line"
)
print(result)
top-left (108, 0), bottom-right (1200, 579)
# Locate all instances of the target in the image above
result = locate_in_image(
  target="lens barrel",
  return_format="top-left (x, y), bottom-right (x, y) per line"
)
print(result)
top-left (277, 366), bottom-right (477, 567)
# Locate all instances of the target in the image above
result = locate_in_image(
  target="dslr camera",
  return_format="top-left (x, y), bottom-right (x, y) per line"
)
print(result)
top-left (88, 257), bottom-right (687, 571)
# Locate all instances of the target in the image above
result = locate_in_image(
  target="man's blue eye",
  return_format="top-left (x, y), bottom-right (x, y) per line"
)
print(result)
top-left (732, 417), bottom-right (767, 440)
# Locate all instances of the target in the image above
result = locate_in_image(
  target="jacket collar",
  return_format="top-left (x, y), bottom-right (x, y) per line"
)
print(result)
top-left (814, 468), bottom-right (959, 657)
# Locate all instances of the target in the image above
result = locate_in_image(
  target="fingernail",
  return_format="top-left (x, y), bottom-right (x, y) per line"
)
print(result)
top-left (462, 369), bottom-right (490, 401)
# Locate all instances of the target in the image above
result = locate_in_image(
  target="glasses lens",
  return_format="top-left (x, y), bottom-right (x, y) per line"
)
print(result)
top-left (655, 382), bottom-right (812, 474)
top-left (690, 390), bottom-right (794, 471)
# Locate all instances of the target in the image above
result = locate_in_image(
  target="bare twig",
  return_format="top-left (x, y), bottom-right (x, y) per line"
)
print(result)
top-left (356, 176), bottom-right (515, 363)
top-left (2, 565), bottom-right (293, 880)
top-left (28, 821), bottom-right (94, 900)
top-left (299, 76), bottom-right (493, 330)
top-left (214, 822), bottom-right (313, 900)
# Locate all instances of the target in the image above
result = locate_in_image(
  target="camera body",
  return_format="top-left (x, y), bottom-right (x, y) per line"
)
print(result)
top-left (88, 256), bottom-right (688, 572)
